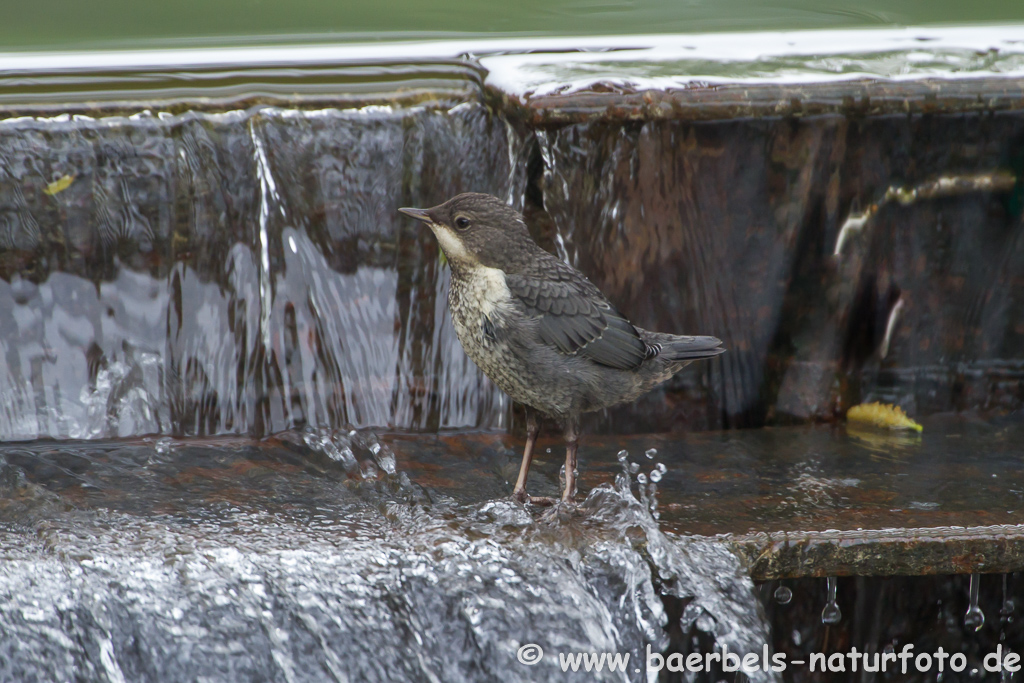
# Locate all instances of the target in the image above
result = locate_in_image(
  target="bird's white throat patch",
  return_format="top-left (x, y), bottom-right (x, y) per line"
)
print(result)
top-left (428, 222), bottom-right (512, 316)
top-left (429, 224), bottom-right (472, 264)
top-left (465, 265), bottom-right (512, 317)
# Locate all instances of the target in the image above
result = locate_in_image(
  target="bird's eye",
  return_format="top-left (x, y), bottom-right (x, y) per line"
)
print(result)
top-left (454, 216), bottom-right (470, 230)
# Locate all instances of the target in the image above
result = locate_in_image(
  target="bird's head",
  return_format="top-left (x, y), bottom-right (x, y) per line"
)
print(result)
top-left (399, 193), bottom-right (533, 270)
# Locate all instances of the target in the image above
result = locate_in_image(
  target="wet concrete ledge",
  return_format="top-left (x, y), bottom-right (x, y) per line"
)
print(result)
top-left (6, 422), bottom-right (1019, 581)
top-left (488, 77), bottom-right (1024, 126)
top-left (730, 524), bottom-right (1024, 580)
top-left (387, 421), bottom-right (1024, 580)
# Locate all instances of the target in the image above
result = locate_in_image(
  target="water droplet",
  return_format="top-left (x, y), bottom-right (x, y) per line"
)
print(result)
top-left (821, 576), bottom-right (841, 624)
top-left (361, 462), bottom-right (379, 480)
top-left (370, 440), bottom-right (396, 474)
top-left (650, 468), bottom-right (663, 483)
top-left (644, 448), bottom-right (657, 459)
top-left (637, 473), bottom-right (647, 485)
top-left (1000, 574), bottom-right (1015, 618)
top-left (774, 585), bottom-right (792, 604)
top-left (695, 613), bottom-right (715, 633)
top-left (965, 574), bottom-right (985, 631)
top-left (629, 462), bottom-right (639, 474)
top-left (616, 449), bottom-right (629, 463)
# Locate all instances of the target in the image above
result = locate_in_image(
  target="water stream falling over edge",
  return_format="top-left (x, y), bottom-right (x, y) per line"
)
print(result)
top-left (0, 435), bottom-right (773, 682)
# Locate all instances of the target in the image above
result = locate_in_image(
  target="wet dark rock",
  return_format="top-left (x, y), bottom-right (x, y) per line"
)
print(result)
top-left (392, 421), bottom-right (1024, 578)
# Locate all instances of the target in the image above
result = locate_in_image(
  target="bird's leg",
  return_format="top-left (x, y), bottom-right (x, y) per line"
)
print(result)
top-left (512, 408), bottom-right (549, 504)
top-left (561, 417), bottom-right (580, 503)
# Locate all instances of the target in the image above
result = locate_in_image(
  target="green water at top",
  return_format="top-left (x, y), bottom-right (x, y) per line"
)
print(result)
top-left (5, 0), bottom-right (1024, 53)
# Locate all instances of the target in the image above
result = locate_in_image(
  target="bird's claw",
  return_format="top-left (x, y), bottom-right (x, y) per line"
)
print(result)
top-left (511, 490), bottom-right (557, 507)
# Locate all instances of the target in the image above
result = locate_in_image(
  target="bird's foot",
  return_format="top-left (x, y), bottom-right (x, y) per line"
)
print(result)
top-left (511, 490), bottom-right (558, 507)
top-left (511, 487), bottom-right (557, 507)
top-left (537, 498), bottom-right (581, 522)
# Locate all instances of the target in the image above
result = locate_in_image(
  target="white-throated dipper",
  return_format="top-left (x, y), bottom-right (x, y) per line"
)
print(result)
top-left (399, 193), bottom-right (724, 505)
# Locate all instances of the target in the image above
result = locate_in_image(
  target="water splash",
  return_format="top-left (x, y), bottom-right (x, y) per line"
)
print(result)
top-left (0, 433), bottom-right (774, 682)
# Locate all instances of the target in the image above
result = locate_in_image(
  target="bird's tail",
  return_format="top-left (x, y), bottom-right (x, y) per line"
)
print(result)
top-left (657, 334), bottom-right (725, 361)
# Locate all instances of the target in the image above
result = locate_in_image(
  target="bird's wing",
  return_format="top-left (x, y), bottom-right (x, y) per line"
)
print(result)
top-left (505, 270), bottom-right (648, 371)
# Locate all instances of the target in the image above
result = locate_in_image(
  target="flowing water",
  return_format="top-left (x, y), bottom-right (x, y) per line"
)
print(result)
top-left (0, 433), bottom-right (770, 682)
top-left (0, 100), bottom-right (525, 440)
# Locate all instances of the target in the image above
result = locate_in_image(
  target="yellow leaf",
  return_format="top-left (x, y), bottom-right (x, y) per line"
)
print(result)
top-left (44, 174), bottom-right (75, 196)
top-left (846, 424), bottom-right (922, 455)
top-left (847, 401), bottom-right (923, 432)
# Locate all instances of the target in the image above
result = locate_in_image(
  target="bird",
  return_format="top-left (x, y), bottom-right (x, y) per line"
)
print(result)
top-left (399, 193), bottom-right (724, 505)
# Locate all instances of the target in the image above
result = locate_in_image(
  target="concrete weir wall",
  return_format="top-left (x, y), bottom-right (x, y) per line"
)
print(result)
top-left (497, 84), bottom-right (1024, 432)
top-left (0, 99), bottom-right (523, 439)
top-left (1, 37), bottom-right (1024, 440)
top-left (1, 37), bottom-right (1024, 678)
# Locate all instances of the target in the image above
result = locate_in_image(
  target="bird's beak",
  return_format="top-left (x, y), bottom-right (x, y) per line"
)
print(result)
top-left (398, 207), bottom-right (432, 223)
